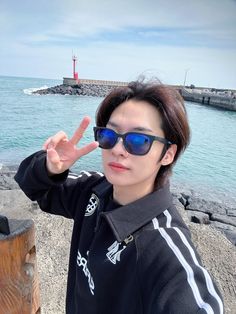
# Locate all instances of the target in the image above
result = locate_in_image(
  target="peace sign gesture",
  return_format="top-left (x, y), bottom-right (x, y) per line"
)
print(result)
top-left (42, 116), bottom-right (98, 175)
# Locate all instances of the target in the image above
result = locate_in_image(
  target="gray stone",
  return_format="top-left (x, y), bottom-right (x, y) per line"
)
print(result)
top-left (178, 195), bottom-right (187, 206)
top-left (187, 210), bottom-right (210, 224)
top-left (0, 171), bottom-right (19, 190)
top-left (210, 220), bottom-right (236, 232)
top-left (33, 83), bottom-right (119, 98)
top-left (211, 213), bottom-right (236, 227)
top-left (223, 230), bottom-right (236, 246)
top-left (226, 208), bottom-right (236, 217)
top-left (210, 221), bottom-right (236, 246)
top-left (186, 197), bottom-right (226, 215)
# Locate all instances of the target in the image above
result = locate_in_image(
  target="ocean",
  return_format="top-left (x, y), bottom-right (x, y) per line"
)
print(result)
top-left (0, 75), bottom-right (236, 206)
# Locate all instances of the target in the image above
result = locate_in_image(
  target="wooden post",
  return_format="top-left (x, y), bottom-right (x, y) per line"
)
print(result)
top-left (0, 219), bottom-right (41, 314)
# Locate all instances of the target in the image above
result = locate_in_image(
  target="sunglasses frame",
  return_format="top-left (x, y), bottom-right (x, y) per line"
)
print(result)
top-left (93, 127), bottom-right (172, 156)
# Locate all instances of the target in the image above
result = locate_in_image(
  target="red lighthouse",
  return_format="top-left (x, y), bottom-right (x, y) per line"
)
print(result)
top-left (72, 55), bottom-right (79, 81)
top-left (63, 54), bottom-right (80, 86)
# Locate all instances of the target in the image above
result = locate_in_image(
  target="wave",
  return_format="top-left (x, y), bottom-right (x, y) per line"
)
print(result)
top-left (23, 85), bottom-right (48, 95)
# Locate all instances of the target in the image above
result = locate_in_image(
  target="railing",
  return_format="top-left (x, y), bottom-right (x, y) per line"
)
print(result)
top-left (63, 77), bottom-right (128, 87)
top-left (80, 78), bottom-right (128, 86)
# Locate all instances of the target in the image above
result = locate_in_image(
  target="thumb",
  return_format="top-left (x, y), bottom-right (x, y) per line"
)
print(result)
top-left (47, 148), bottom-right (60, 164)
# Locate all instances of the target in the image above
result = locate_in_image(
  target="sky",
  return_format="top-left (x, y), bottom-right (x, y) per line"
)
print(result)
top-left (0, 0), bottom-right (236, 89)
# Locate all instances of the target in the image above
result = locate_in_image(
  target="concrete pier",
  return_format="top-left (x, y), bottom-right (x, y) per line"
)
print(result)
top-left (180, 88), bottom-right (236, 111)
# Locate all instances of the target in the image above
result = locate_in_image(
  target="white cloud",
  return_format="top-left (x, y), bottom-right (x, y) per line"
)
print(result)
top-left (0, 0), bottom-right (235, 89)
top-left (41, 0), bottom-right (235, 40)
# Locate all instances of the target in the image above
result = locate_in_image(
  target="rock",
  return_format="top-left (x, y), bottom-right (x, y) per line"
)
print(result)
top-left (180, 192), bottom-right (191, 205)
top-left (186, 197), bottom-right (226, 215)
top-left (210, 221), bottom-right (236, 246)
top-left (210, 220), bottom-right (236, 232)
top-left (209, 220), bottom-right (236, 245)
top-left (178, 195), bottom-right (188, 207)
top-left (223, 230), bottom-right (236, 246)
top-left (226, 208), bottom-right (236, 217)
top-left (211, 213), bottom-right (236, 227)
top-left (187, 210), bottom-right (210, 224)
top-left (0, 171), bottom-right (18, 190)
top-left (33, 83), bottom-right (119, 98)
top-left (175, 202), bottom-right (191, 225)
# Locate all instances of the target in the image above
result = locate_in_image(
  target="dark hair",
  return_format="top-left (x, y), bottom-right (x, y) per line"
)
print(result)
top-left (95, 78), bottom-right (190, 189)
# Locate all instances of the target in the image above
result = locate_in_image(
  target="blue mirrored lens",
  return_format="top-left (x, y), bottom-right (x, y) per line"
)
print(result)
top-left (125, 134), bottom-right (151, 155)
top-left (97, 129), bottom-right (117, 148)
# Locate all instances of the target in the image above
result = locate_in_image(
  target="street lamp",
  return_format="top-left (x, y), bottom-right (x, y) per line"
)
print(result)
top-left (183, 68), bottom-right (190, 87)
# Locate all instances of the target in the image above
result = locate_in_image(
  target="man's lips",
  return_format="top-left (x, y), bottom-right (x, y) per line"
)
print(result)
top-left (108, 162), bottom-right (130, 170)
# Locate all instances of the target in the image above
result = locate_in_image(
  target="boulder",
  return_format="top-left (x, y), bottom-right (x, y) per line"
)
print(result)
top-left (211, 213), bottom-right (236, 227)
top-left (186, 197), bottom-right (226, 215)
top-left (187, 210), bottom-right (210, 224)
top-left (223, 230), bottom-right (236, 246)
top-left (0, 170), bottom-right (18, 190)
top-left (210, 220), bottom-right (236, 232)
top-left (226, 208), bottom-right (236, 217)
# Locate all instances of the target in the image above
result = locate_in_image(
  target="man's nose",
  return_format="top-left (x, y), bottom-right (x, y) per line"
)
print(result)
top-left (111, 137), bottom-right (129, 156)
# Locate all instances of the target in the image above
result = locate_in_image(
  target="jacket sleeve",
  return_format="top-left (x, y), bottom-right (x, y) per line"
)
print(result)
top-left (14, 150), bottom-right (103, 219)
top-left (137, 219), bottom-right (224, 314)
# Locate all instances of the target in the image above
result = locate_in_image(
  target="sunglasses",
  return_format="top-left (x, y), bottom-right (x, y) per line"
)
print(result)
top-left (93, 127), bottom-right (172, 156)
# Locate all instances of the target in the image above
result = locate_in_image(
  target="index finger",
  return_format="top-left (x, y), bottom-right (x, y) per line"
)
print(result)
top-left (70, 116), bottom-right (91, 145)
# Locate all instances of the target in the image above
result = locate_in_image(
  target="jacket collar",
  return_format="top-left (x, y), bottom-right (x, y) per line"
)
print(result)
top-left (92, 179), bottom-right (172, 242)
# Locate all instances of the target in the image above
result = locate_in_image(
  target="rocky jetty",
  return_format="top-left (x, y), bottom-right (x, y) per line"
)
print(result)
top-left (34, 83), bottom-right (118, 97)
top-left (178, 193), bottom-right (236, 246)
top-left (1, 166), bottom-right (236, 313)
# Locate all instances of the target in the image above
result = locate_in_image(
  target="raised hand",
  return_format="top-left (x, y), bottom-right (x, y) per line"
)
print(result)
top-left (42, 116), bottom-right (98, 175)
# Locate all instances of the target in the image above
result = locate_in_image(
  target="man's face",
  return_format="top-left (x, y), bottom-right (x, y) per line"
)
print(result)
top-left (101, 99), bottom-right (175, 194)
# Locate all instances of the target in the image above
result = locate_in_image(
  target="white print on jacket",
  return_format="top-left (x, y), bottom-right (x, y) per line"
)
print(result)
top-left (106, 241), bottom-right (127, 264)
top-left (77, 250), bottom-right (95, 295)
top-left (106, 236), bottom-right (134, 265)
top-left (85, 193), bottom-right (99, 216)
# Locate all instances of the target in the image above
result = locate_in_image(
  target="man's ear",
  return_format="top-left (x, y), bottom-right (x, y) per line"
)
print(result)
top-left (160, 144), bottom-right (177, 166)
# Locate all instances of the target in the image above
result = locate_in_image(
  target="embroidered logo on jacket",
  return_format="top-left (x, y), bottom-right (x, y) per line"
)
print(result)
top-left (106, 241), bottom-right (127, 264)
top-left (85, 193), bottom-right (99, 216)
top-left (77, 250), bottom-right (95, 295)
top-left (106, 235), bottom-right (134, 265)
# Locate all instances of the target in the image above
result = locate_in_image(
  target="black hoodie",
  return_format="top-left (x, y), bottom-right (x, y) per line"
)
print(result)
top-left (15, 151), bottom-right (223, 314)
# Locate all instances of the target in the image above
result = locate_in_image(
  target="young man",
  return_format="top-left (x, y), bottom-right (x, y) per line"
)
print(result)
top-left (15, 80), bottom-right (223, 313)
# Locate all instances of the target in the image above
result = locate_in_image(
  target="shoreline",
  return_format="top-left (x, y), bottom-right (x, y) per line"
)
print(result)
top-left (1, 165), bottom-right (235, 246)
top-left (1, 161), bottom-right (235, 206)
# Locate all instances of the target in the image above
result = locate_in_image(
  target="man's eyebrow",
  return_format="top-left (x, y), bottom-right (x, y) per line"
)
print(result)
top-left (107, 121), bottom-right (153, 132)
top-left (132, 126), bottom-right (153, 132)
top-left (107, 121), bottom-right (118, 128)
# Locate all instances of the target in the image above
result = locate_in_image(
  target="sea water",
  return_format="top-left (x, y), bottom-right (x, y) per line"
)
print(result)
top-left (0, 75), bottom-right (235, 205)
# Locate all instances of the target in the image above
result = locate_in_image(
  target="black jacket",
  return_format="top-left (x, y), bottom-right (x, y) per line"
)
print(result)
top-left (15, 151), bottom-right (224, 314)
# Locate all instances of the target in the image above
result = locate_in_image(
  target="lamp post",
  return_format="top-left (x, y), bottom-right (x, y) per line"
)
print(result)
top-left (183, 68), bottom-right (190, 87)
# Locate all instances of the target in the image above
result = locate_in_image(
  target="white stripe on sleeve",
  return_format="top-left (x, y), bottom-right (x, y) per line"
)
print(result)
top-left (152, 217), bottom-right (215, 314)
top-left (80, 170), bottom-right (92, 177)
top-left (163, 210), bottom-right (223, 314)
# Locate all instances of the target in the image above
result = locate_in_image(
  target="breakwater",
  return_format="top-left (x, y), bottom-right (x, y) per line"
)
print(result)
top-left (33, 79), bottom-right (236, 111)
top-left (180, 88), bottom-right (236, 111)
top-left (34, 82), bottom-right (116, 97)
top-left (34, 78), bottom-right (128, 97)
